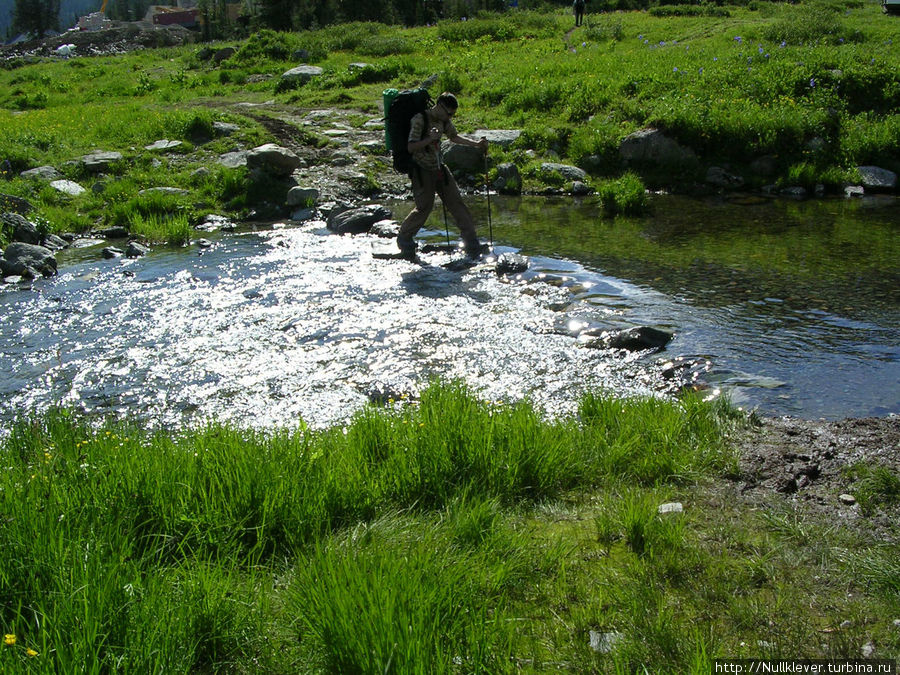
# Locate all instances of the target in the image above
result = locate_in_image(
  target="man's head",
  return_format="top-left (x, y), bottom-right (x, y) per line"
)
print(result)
top-left (436, 92), bottom-right (458, 120)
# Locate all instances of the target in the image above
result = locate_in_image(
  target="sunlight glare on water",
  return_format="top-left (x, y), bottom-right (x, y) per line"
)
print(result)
top-left (0, 222), bottom-right (665, 431)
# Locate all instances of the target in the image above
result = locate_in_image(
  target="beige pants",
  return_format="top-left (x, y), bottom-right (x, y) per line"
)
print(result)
top-left (397, 166), bottom-right (478, 243)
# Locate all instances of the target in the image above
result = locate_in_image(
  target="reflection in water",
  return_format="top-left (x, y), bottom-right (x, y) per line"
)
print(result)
top-left (1, 194), bottom-right (898, 430)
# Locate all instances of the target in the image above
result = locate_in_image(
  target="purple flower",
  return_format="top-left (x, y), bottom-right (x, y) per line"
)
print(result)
top-left (734, 36), bottom-right (742, 43)
top-left (809, 78), bottom-right (816, 88)
top-left (758, 46), bottom-right (764, 53)
top-left (713, 56), bottom-right (718, 62)
top-left (673, 66), bottom-right (678, 72)
top-left (659, 40), bottom-right (666, 46)
top-left (699, 67), bottom-right (704, 74)
top-left (780, 41), bottom-right (786, 48)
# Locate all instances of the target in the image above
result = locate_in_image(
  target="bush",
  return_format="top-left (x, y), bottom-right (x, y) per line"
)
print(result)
top-left (233, 29), bottom-right (298, 64)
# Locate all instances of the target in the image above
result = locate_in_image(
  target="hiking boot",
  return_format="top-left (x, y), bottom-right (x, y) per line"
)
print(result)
top-left (396, 234), bottom-right (417, 256)
top-left (462, 236), bottom-right (488, 259)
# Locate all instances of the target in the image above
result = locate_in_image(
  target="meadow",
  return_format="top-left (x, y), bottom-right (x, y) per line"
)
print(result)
top-left (1, 6), bottom-right (899, 671)
top-left (0, 1), bottom-right (898, 244)
top-left (1, 382), bottom-right (898, 673)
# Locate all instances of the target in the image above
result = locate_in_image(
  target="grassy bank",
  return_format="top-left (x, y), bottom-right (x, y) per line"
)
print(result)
top-left (0, 3), bottom-right (898, 245)
top-left (1, 382), bottom-right (898, 672)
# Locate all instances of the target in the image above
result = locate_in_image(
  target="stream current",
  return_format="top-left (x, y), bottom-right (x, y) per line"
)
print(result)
top-left (1, 194), bottom-right (898, 430)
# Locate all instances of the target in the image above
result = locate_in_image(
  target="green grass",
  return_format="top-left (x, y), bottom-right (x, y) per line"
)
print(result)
top-left (1, 4), bottom-right (898, 245)
top-left (1, 381), bottom-right (897, 672)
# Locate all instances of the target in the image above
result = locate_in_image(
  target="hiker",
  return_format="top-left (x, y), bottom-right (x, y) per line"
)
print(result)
top-left (396, 92), bottom-right (489, 257)
top-left (573, 0), bottom-right (585, 26)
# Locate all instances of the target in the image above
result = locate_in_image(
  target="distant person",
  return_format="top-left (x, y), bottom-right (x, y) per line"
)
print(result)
top-left (573, 0), bottom-right (586, 26)
top-left (396, 92), bottom-right (489, 258)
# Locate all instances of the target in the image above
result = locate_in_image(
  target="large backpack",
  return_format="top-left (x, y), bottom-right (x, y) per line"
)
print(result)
top-left (386, 88), bottom-right (433, 174)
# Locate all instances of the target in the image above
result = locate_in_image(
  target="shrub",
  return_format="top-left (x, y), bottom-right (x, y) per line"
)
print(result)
top-left (233, 29), bottom-right (298, 64)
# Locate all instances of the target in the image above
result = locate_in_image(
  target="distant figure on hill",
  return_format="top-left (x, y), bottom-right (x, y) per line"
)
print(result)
top-left (573, 0), bottom-right (586, 26)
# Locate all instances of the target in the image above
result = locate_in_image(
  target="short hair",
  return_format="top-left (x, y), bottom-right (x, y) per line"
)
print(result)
top-left (437, 92), bottom-right (458, 111)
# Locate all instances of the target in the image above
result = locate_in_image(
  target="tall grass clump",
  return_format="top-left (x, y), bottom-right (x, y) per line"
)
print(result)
top-left (287, 514), bottom-right (525, 672)
top-left (597, 171), bottom-right (649, 217)
top-left (128, 212), bottom-right (193, 246)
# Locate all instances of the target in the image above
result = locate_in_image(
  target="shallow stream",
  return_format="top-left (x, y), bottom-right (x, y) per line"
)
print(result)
top-left (1, 193), bottom-right (897, 430)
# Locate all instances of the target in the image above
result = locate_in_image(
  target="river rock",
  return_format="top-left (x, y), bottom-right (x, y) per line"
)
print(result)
top-left (706, 166), bottom-right (744, 189)
top-left (583, 326), bottom-right (673, 352)
top-left (620, 128), bottom-right (697, 169)
top-left (370, 219), bottom-right (399, 238)
top-left (493, 162), bottom-right (521, 194)
top-left (608, 326), bottom-right (673, 351)
top-left (42, 233), bottom-right (68, 251)
top-left (96, 226), bottom-right (129, 239)
top-left (495, 252), bottom-right (529, 276)
top-left (287, 186), bottom-right (319, 207)
top-left (126, 241), bottom-right (150, 258)
top-left (247, 144), bottom-right (301, 177)
top-left (20, 165), bottom-right (62, 181)
top-left (749, 155), bottom-right (777, 178)
top-left (1, 242), bottom-right (57, 278)
top-left (102, 246), bottom-right (124, 259)
top-left (327, 204), bottom-right (392, 234)
top-left (0, 193), bottom-right (34, 214)
top-left (80, 151), bottom-right (124, 173)
top-left (2, 212), bottom-right (40, 244)
top-left (442, 142), bottom-right (486, 173)
top-left (572, 180), bottom-right (593, 196)
top-left (540, 162), bottom-right (586, 182)
top-left (280, 65), bottom-right (323, 86)
top-left (50, 179), bottom-right (87, 196)
top-left (857, 166), bottom-right (897, 191)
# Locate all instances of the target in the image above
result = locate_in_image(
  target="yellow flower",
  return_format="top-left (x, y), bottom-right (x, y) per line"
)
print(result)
top-left (3, 634), bottom-right (15, 646)
top-left (26, 648), bottom-right (38, 657)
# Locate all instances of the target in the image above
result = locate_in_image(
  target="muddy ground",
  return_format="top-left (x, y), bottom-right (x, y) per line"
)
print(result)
top-left (730, 415), bottom-right (900, 538)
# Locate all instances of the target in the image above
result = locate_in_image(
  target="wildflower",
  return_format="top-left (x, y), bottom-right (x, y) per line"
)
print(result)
top-left (638, 34), bottom-right (643, 39)
top-left (673, 66), bottom-right (679, 72)
top-left (758, 46), bottom-right (764, 53)
top-left (780, 41), bottom-right (786, 47)
top-left (809, 78), bottom-right (816, 88)
top-left (713, 56), bottom-right (718, 61)
top-left (734, 36), bottom-right (742, 43)
top-left (26, 648), bottom-right (38, 657)
top-left (659, 40), bottom-right (666, 46)
top-left (4, 634), bottom-right (15, 646)
top-left (699, 67), bottom-right (704, 75)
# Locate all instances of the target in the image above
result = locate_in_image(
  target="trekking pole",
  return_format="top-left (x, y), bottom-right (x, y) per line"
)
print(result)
top-left (441, 199), bottom-right (451, 249)
top-left (484, 153), bottom-right (493, 249)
